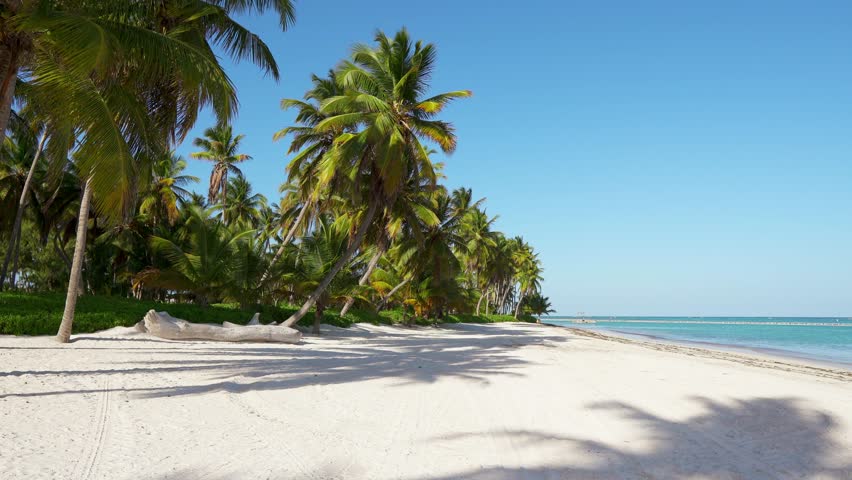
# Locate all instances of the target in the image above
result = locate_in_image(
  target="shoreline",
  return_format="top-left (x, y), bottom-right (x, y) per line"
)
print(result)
top-left (541, 320), bottom-right (852, 372)
top-left (546, 324), bottom-right (852, 382)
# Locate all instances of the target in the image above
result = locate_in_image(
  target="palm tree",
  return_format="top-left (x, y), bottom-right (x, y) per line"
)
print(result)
top-left (287, 215), bottom-right (360, 333)
top-left (393, 187), bottom-right (467, 318)
top-left (49, 1), bottom-right (295, 342)
top-left (523, 292), bottom-right (554, 316)
top-left (135, 206), bottom-right (253, 306)
top-left (0, 124), bottom-right (47, 289)
top-left (191, 124), bottom-right (252, 214)
top-left (139, 152), bottom-right (199, 226)
top-left (459, 207), bottom-right (498, 314)
top-left (280, 28), bottom-right (471, 327)
top-left (264, 71), bottom-right (346, 280)
top-left (0, 0), bottom-right (295, 144)
top-left (512, 239), bottom-right (543, 319)
top-left (221, 175), bottom-right (267, 227)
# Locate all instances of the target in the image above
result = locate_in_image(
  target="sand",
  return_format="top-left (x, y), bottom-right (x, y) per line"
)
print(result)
top-left (1, 322), bottom-right (850, 479)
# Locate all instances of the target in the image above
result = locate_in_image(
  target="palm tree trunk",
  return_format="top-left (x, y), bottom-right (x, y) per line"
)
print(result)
top-left (260, 200), bottom-right (310, 283)
top-left (514, 288), bottom-right (526, 319)
top-left (9, 227), bottom-right (21, 287)
top-left (376, 277), bottom-right (409, 312)
top-left (475, 288), bottom-right (486, 316)
top-left (53, 234), bottom-right (72, 270)
top-left (0, 43), bottom-right (19, 147)
top-left (499, 282), bottom-right (511, 314)
top-left (281, 198), bottom-right (379, 328)
top-left (0, 132), bottom-right (48, 290)
top-left (339, 235), bottom-right (387, 317)
top-left (312, 301), bottom-right (324, 334)
top-left (56, 178), bottom-right (93, 343)
top-left (221, 171), bottom-right (228, 224)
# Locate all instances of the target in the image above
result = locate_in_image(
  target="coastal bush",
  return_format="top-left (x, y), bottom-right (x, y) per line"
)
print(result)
top-left (0, 292), bottom-right (536, 336)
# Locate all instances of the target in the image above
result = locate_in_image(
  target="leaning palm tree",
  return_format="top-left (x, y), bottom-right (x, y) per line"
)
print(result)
top-left (44, 0), bottom-right (296, 342)
top-left (0, 122), bottom-right (47, 289)
top-left (191, 124), bottom-right (252, 213)
top-left (280, 28), bottom-right (471, 327)
top-left (263, 71), bottom-right (346, 280)
top-left (0, 0), bottom-right (296, 145)
top-left (288, 215), bottom-right (360, 334)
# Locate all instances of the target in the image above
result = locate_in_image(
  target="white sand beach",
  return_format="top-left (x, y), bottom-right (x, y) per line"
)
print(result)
top-left (1, 322), bottom-right (850, 480)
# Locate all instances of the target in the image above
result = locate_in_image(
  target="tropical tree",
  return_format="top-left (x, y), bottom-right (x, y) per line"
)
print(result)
top-left (280, 28), bottom-right (471, 327)
top-left (45, 0), bottom-right (295, 342)
top-left (523, 292), bottom-right (554, 316)
top-left (0, 123), bottom-right (46, 289)
top-left (135, 206), bottom-right (253, 306)
top-left (139, 153), bottom-right (199, 226)
top-left (264, 70), bottom-right (346, 280)
top-left (221, 175), bottom-right (267, 227)
top-left (286, 215), bottom-right (360, 334)
top-left (512, 238), bottom-right (543, 318)
top-left (191, 124), bottom-right (252, 215)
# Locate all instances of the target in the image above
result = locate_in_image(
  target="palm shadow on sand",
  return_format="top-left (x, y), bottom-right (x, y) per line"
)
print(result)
top-left (0, 325), bottom-right (565, 398)
top-left (409, 397), bottom-right (851, 480)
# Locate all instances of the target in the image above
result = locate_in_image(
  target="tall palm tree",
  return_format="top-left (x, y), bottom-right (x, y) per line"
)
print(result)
top-left (0, 124), bottom-right (46, 289)
top-left (0, 0), bottom-right (296, 145)
top-left (339, 160), bottom-right (440, 316)
top-left (280, 28), bottom-right (471, 327)
top-left (264, 71), bottom-right (346, 280)
top-left (512, 238), bottom-right (543, 319)
top-left (191, 124), bottom-right (252, 214)
top-left (49, 1), bottom-right (295, 342)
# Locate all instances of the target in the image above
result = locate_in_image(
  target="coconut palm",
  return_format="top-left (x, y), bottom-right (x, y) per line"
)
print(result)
top-left (191, 124), bottom-right (252, 213)
top-left (135, 206), bottom-right (253, 306)
top-left (523, 292), bottom-right (554, 316)
top-left (48, 1), bottom-right (295, 342)
top-left (512, 238), bottom-right (543, 318)
top-left (0, 0), bottom-right (295, 144)
top-left (287, 215), bottom-right (360, 334)
top-left (221, 175), bottom-right (267, 227)
top-left (139, 153), bottom-right (199, 226)
top-left (280, 28), bottom-right (471, 327)
top-left (0, 124), bottom-right (46, 289)
top-left (264, 71), bottom-right (347, 280)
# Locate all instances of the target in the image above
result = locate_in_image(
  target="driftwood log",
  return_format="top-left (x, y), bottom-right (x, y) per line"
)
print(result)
top-left (138, 310), bottom-right (301, 343)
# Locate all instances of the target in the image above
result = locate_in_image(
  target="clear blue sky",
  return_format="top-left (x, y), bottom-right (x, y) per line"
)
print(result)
top-left (174, 0), bottom-right (852, 317)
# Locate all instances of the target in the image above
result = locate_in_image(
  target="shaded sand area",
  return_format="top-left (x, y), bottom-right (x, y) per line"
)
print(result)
top-left (1, 323), bottom-right (850, 479)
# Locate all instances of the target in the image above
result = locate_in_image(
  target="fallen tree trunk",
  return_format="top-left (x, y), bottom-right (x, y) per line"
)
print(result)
top-left (138, 310), bottom-right (301, 343)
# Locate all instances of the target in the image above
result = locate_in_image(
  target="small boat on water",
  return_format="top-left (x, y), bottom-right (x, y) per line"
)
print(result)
top-left (571, 312), bottom-right (596, 324)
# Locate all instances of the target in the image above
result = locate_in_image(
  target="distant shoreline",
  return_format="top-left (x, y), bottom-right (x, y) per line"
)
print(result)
top-left (541, 322), bottom-right (852, 378)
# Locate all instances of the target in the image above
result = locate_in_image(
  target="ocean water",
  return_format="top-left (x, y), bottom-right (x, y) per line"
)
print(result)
top-left (542, 316), bottom-right (852, 367)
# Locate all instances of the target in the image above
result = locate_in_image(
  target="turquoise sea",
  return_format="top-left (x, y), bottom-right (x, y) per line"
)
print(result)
top-left (542, 316), bottom-right (852, 367)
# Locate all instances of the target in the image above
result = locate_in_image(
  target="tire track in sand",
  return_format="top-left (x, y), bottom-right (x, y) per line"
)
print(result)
top-left (73, 376), bottom-right (112, 480)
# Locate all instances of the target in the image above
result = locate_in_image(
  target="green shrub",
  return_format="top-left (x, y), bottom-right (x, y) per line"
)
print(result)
top-left (0, 292), bottom-right (536, 336)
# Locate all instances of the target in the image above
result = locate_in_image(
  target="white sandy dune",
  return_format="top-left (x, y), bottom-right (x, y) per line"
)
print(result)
top-left (1, 322), bottom-right (850, 479)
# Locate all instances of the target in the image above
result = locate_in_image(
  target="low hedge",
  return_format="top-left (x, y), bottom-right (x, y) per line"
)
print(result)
top-left (0, 292), bottom-right (535, 336)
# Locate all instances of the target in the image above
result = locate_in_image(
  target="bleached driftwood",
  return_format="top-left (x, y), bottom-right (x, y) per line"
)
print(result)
top-left (139, 310), bottom-right (301, 343)
top-left (222, 313), bottom-right (262, 329)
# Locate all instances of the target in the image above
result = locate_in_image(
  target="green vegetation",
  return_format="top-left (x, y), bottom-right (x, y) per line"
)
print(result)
top-left (0, 292), bottom-right (534, 336)
top-left (0, 5), bottom-right (550, 339)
